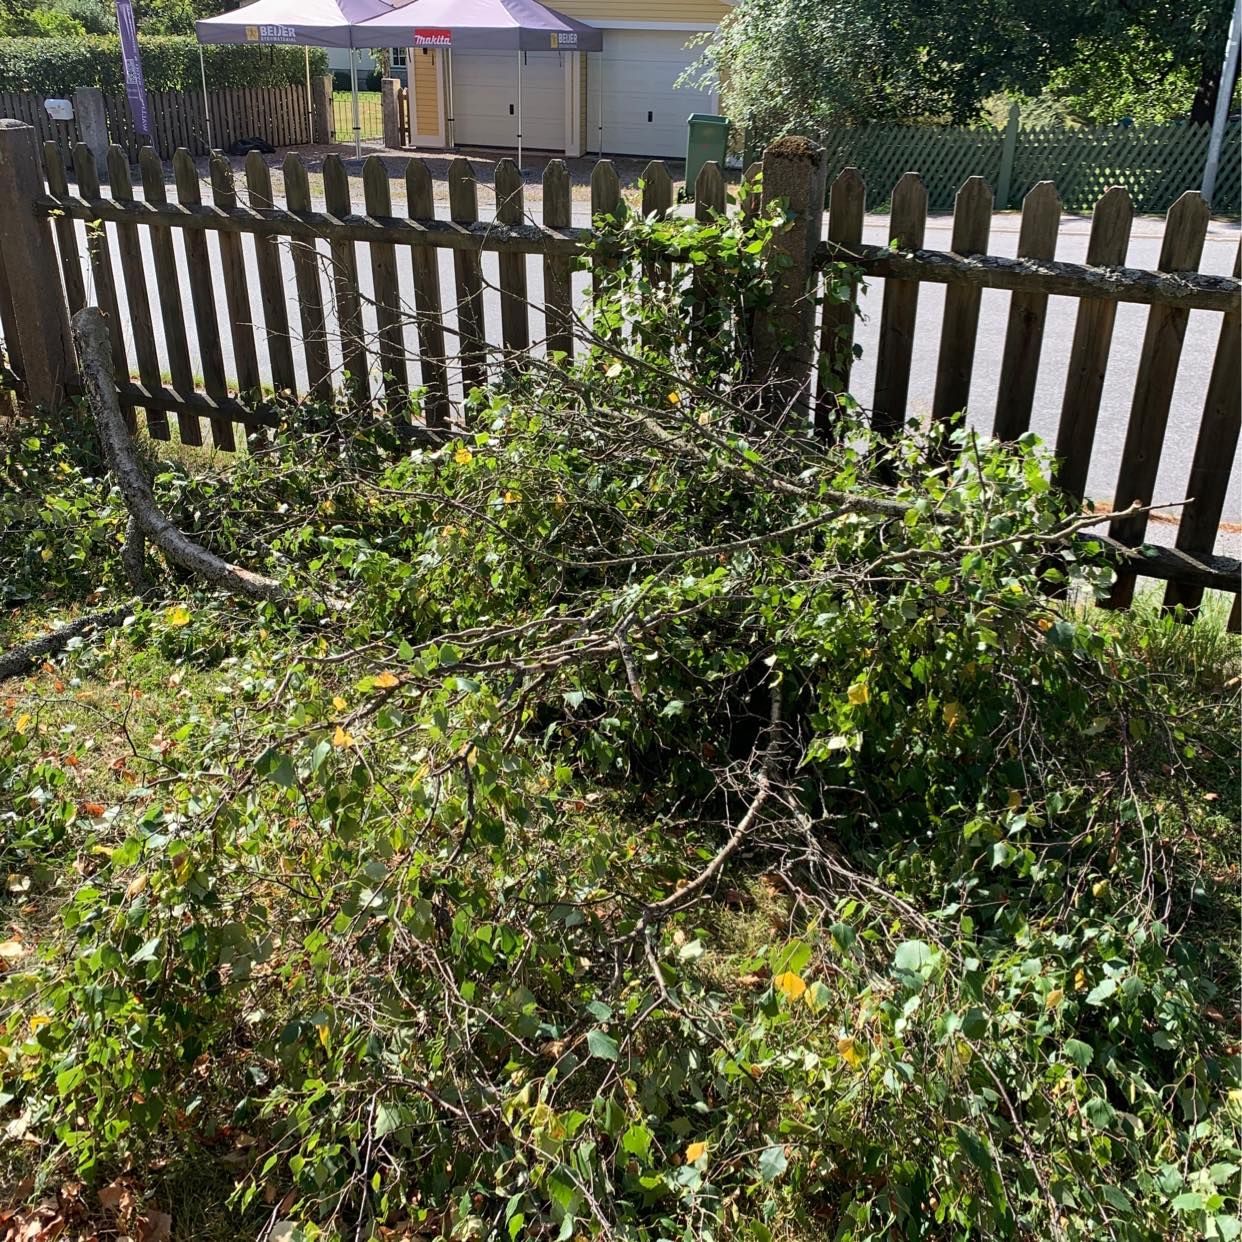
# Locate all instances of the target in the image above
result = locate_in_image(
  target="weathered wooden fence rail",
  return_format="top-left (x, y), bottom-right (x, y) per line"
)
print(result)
top-left (0, 120), bottom-right (1237, 620)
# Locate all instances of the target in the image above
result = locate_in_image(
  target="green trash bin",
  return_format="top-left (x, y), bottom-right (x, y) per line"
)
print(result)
top-left (685, 113), bottom-right (729, 201)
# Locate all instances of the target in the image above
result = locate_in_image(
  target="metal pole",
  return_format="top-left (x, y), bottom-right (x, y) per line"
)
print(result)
top-left (1202, 0), bottom-right (1242, 206)
top-left (516, 49), bottom-right (523, 169)
top-left (446, 49), bottom-right (455, 147)
top-left (198, 45), bottom-right (214, 150)
top-left (597, 49), bottom-right (603, 155)
top-left (304, 46), bottom-right (314, 143)
top-left (350, 47), bottom-right (362, 157)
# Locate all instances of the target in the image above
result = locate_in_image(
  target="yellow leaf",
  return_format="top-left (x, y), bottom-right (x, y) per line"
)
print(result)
top-left (126, 873), bottom-right (149, 899)
top-left (943, 701), bottom-right (963, 730)
top-left (503, 490), bottom-right (521, 505)
top-left (1037, 617), bottom-right (1054, 632)
top-left (1007, 789), bottom-right (1022, 810)
top-left (553, 493), bottom-right (566, 509)
top-left (0, 940), bottom-right (25, 961)
top-left (847, 681), bottom-right (870, 706)
top-left (773, 971), bottom-right (806, 1001)
top-left (1073, 968), bottom-right (1086, 991)
top-left (837, 1036), bottom-right (864, 1068)
top-left (697, 412), bottom-right (710, 426)
top-left (332, 725), bottom-right (354, 749)
top-left (14, 713), bottom-right (31, 735)
top-left (1045, 988), bottom-right (1064, 1010)
top-left (373, 672), bottom-right (400, 689)
top-left (454, 444), bottom-right (473, 466)
top-left (666, 391), bottom-right (681, 405)
top-left (165, 605), bottom-right (192, 628)
top-left (1091, 880), bottom-right (1110, 899)
top-left (605, 361), bottom-right (623, 378)
top-left (684, 1141), bottom-right (707, 1163)
top-left (29, 1013), bottom-right (51, 1033)
top-left (332, 695), bottom-right (348, 711)
top-left (316, 1023), bottom-right (330, 1049)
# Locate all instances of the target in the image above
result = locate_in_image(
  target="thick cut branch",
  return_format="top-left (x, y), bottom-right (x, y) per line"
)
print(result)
top-left (0, 607), bottom-right (130, 682)
top-left (71, 307), bottom-right (290, 605)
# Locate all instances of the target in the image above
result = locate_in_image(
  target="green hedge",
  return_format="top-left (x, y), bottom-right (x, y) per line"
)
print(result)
top-left (0, 36), bottom-right (328, 93)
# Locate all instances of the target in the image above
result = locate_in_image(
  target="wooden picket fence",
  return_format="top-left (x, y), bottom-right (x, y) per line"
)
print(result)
top-left (818, 119), bottom-right (1242, 214)
top-left (103, 84), bottom-right (313, 160)
top-left (0, 91), bottom-right (82, 171)
top-left (0, 85), bottom-right (314, 166)
top-left (0, 123), bottom-right (1237, 620)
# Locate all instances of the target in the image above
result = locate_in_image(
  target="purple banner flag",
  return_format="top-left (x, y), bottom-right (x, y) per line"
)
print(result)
top-left (115, 0), bottom-right (150, 137)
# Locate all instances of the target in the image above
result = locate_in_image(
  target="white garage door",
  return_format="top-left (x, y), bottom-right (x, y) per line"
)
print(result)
top-left (588, 30), bottom-right (716, 159)
top-left (451, 49), bottom-right (566, 153)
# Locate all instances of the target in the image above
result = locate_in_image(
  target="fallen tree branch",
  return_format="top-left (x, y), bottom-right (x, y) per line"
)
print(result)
top-left (0, 606), bottom-right (131, 682)
top-left (71, 307), bottom-right (291, 606)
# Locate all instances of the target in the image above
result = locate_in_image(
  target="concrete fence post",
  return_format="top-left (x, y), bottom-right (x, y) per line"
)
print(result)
top-left (0, 120), bottom-right (75, 409)
top-left (380, 77), bottom-right (401, 149)
top-left (996, 102), bottom-right (1020, 210)
top-left (312, 75), bottom-right (334, 144)
top-left (72, 86), bottom-right (108, 180)
top-left (753, 135), bottom-right (827, 423)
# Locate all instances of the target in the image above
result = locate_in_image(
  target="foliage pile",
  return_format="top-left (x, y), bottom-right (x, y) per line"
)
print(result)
top-left (0, 36), bottom-right (328, 94)
top-left (1, 205), bottom-right (1239, 1241)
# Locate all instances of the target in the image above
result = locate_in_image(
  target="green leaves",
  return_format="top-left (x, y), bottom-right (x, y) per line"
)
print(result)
top-left (586, 1029), bottom-right (619, 1062)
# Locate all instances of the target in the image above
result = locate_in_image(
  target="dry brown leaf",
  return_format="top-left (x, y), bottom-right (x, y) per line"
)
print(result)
top-left (134, 1211), bottom-right (171, 1242)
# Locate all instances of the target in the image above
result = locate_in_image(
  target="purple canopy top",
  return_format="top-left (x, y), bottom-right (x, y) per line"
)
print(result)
top-left (352, 0), bottom-right (603, 52)
top-left (195, 0), bottom-right (393, 48)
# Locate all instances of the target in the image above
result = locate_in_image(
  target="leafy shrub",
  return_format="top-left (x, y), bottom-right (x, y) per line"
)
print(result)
top-left (0, 36), bottom-right (328, 93)
top-left (0, 200), bottom-right (1237, 1241)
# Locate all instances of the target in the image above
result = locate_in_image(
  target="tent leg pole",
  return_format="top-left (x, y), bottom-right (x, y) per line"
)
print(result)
top-left (304, 46), bottom-right (314, 144)
top-left (516, 50), bottom-right (523, 170)
top-left (350, 48), bottom-right (362, 157)
top-left (199, 46), bottom-right (214, 150)
top-left (597, 50), bottom-right (603, 156)
top-left (446, 49), bottom-right (455, 147)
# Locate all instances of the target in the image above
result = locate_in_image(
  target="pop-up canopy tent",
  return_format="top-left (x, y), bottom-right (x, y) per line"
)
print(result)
top-left (195, 0), bottom-right (392, 156)
top-left (352, 0), bottom-right (603, 165)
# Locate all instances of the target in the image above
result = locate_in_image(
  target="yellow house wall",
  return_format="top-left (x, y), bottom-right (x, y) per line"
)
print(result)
top-left (555, 0), bottom-right (728, 25)
top-left (411, 48), bottom-right (440, 136)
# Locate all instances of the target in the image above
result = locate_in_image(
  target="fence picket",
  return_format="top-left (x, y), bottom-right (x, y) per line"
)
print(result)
top-left (690, 161), bottom-right (726, 356)
top-left (1107, 190), bottom-right (1211, 608)
top-left (1054, 187), bottom-right (1133, 499)
top-left (323, 153), bottom-right (369, 405)
top-left (872, 172), bottom-right (928, 437)
top-left (448, 157), bottom-right (487, 400)
top-left (542, 159), bottom-right (574, 360)
top-left (1163, 244), bottom-right (1241, 617)
top-left (41, 143), bottom-right (86, 317)
top-left (817, 166), bottom-right (866, 436)
top-left (283, 154), bottom-right (332, 401)
top-left (404, 157), bottom-right (450, 426)
top-left (589, 160), bottom-right (622, 304)
top-left (245, 152), bottom-right (297, 395)
top-left (641, 159), bottom-right (674, 290)
top-left (362, 155), bottom-right (409, 413)
top-left (494, 159), bottom-right (530, 359)
top-left (931, 175), bottom-right (993, 426)
top-left (134, 151), bottom-right (201, 447)
top-left (106, 145), bottom-right (166, 440)
top-left (993, 180), bottom-right (1061, 440)
top-left (172, 149), bottom-right (233, 450)
top-left (210, 155), bottom-right (262, 399)
top-left (73, 142), bottom-right (129, 408)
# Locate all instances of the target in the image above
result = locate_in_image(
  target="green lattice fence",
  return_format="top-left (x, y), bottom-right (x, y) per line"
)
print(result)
top-left (818, 120), bottom-right (1241, 214)
top-left (819, 124), bottom-right (1005, 212)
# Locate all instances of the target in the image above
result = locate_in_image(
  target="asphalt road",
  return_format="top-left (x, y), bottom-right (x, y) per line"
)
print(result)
top-left (66, 185), bottom-right (1240, 551)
